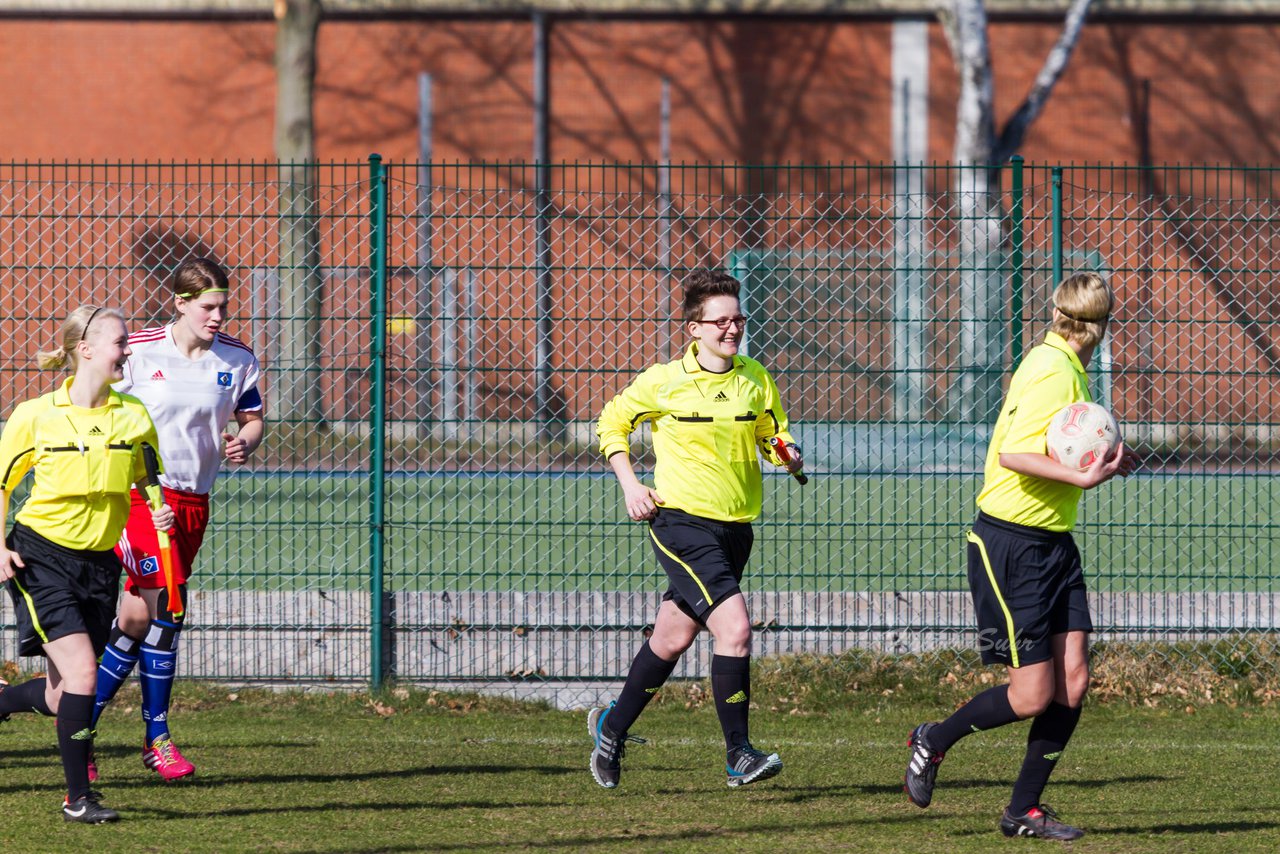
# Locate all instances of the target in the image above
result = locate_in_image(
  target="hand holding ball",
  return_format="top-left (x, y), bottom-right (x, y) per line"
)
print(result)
top-left (1046, 402), bottom-right (1120, 471)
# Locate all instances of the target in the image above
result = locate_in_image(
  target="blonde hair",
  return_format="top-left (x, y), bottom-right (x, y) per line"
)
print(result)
top-left (36, 306), bottom-right (125, 371)
top-left (1050, 271), bottom-right (1113, 349)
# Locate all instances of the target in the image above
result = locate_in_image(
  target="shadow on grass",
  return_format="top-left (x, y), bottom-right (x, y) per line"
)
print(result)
top-left (651, 774), bottom-right (1172, 805)
top-left (951, 818), bottom-right (1280, 839)
top-left (651, 781), bottom-right (908, 801)
top-left (0, 739), bottom-right (316, 763)
top-left (339, 813), bottom-right (946, 852)
top-left (118, 808), bottom-right (946, 849)
top-left (127, 796), bottom-right (569, 820)
top-left (74, 762), bottom-right (579, 794)
top-left (0, 760), bottom-right (580, 799)
top-left (779, 782), bottom-right (908, 801)
top-left (1106, 820), bottom-right (1280, 835)
top-left (932, 773), bottom-right (1169, 791)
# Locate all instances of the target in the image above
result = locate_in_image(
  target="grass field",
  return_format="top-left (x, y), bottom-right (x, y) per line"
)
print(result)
top-left (0, 685), bottom-right (1275, 853)
top-left (207, 471), bottom-right (1280, 594)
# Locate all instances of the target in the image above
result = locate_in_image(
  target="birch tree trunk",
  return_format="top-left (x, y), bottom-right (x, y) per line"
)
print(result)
top-left (275, 0), bottom-right (325, 426)
top-left (892, 19), bottom-right (929, 421)
top-left (950, 0), bottom-right (1003, 424)
top-left (945, 0), bottom-right (1094, 423)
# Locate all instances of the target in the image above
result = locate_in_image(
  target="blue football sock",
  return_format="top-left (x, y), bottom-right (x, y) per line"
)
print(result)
top-left (139, 618), bottom-right (181, 745)
top-left (93, 626), bottom-right (142, 729)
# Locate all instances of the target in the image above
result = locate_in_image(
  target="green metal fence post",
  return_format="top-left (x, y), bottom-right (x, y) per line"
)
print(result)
top-left (1052, 166), bottom-right (1064, 284)
top-left (1009, 155), bottom-right (1026, 365)
top-left (368, 154), bottom-right (390, 691)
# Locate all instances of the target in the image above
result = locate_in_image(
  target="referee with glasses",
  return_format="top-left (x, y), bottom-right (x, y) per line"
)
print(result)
top-left (0, 306), bottom-right (174, 824)
top-left (589, 269), bottom-right (803, 790)
top-left (904, 272), bottom-right (1138, 841)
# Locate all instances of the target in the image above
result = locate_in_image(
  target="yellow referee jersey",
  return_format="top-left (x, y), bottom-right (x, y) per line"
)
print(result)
top-left (597, 343), bottom-right (796, 523)
top-left (0, 378), bottom-right (163, 551)
top-left (976, 332), bottom-right (1091, 532)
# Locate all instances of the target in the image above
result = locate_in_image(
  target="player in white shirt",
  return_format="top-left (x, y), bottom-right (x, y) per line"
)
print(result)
top-left (91, 258), bottom-right (265, 782)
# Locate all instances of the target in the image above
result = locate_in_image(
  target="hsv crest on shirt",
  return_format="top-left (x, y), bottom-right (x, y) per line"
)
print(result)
top-left (116, 325), bottom-right (263, 495)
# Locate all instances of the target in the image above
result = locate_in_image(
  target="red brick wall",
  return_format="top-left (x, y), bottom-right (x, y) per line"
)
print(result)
top-left (2, 17), bottom-right (1279, 165)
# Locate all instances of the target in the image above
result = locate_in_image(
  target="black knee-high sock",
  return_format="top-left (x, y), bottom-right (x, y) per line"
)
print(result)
top-left (57, 692), bottom-right (96, 801)
top-left (0, 678), bottom-right (54, 717)
top-left (711, 654), bottom-right (751, 750)
top-left (931, 685), bottom-right (1021, 753)
top-left (1009, 702), bottom-right (1083, 814)
top-left (607, 641), bottom-right (678, 736)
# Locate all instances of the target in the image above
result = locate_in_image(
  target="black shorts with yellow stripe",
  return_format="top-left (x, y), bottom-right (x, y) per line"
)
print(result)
top-left (648, 507), bottom-right (753, 623)
top-left (6, 522), bottom-right (120, 658)
top-left (966, 511), bottom-right (1092, 668)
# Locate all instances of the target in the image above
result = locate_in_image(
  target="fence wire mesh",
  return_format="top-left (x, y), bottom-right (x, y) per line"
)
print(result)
top-left (0, 161), bottom-right (1275, 702)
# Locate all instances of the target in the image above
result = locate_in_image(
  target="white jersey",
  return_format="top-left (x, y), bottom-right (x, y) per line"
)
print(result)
top-left (117, 324), bottom-right (263, 495)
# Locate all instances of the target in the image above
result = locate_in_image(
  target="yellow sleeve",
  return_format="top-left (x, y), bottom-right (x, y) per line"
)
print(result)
top-left (755, 368), bottom-right (797, 466)
top-left (596, 364), bottom-right (665, 460)
top-left (1000, 370), bottom-right (1078, 455)
top-left (0, 400), bottom-right (38, 493)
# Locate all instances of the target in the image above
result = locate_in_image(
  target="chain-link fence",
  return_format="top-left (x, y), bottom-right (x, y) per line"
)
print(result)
top-left (1, 160), bottom-right (1276, 703)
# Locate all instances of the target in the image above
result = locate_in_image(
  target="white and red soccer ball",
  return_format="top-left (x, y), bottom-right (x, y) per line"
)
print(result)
top-left (1046, 402), bottom-right (1120, 471)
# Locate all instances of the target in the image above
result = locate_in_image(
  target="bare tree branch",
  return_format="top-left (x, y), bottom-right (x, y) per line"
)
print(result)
top-left (994, 0), bottom-right (1095, 162)
top-left (1158, 192), bottom-right (1280, 371)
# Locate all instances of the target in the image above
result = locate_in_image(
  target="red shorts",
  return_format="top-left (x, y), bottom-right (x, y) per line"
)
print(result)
top-left (116, 487), bottom-right (210, 595)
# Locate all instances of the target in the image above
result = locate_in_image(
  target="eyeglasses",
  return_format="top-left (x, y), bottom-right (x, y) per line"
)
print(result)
top-left (694, 315), bottom-right (748, 330)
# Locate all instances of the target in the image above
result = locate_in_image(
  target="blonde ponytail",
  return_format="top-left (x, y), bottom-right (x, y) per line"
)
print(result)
top-left (36, 346), bottom-right (70, 371)
top-left (35, 305), bottom-right (124, 371)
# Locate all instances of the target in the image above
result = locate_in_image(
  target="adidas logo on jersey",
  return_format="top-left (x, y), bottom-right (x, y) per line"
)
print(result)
top-left (714, 391), bottom-right (729, 402)
top-left (151, 370), bottom-right (166, 381)
top-left (88, 426), bottom-right (104, 435)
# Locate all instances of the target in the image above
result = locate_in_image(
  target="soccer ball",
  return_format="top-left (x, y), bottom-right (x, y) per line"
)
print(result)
top-left (1046, 402), bottom-right (1120, 471)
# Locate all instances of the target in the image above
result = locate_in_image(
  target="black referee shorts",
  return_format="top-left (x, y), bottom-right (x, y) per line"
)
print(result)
top-left (6, 522), bottom-right (121, 658)
top-left (648, 507), bottom-right (753, 624)
top-left (966, 511), bottom-right (1093, 668)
